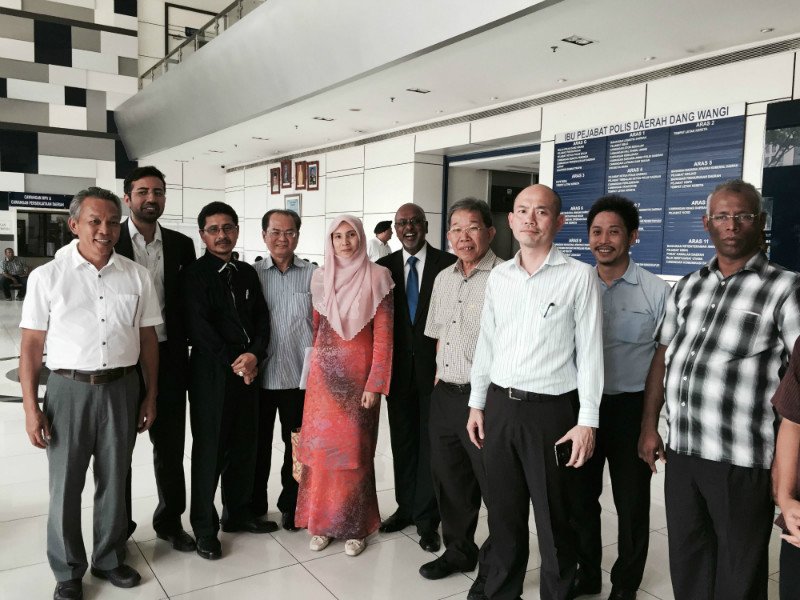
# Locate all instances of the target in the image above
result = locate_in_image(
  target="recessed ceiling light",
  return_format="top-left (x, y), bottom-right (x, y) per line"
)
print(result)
top-left (644, 56), bottom-right (656, 61)
top-left (313, 116), bottom-right (334, 121)
top-left (490, 96), bottom-right (499, 100)
top-left (437, 110), bottom-right (445, 114)
top-left (354, 129), bottom-right (365, 133)
top-left (406, 87), bottom-right (431, 94)
top-left (561, 35), bottom-right (594, 47)
top-left (349, 108), bottom-right (361, 112)
top-left (208, 149), bottom-right (223, 153)
top-left (251, 136), bottom-right (269, 141)
top-left (557, 78), bottom-right (567, 83)
top-left (760, 27), bottom-right (774, 33)
top-left (393, 120), bottom-right (400, 124)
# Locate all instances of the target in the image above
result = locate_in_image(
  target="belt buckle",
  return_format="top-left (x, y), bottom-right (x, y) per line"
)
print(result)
top-left (508, 387), bottom-right (521, 401)
top-left (89, 373), bottom-right (101, 385)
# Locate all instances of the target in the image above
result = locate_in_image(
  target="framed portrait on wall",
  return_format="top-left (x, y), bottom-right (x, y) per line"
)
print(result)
top-left (307, 161), bottom-right (319, 191)
top-left (285, 194), bottom-right (302, 215)
top-left (270, 167), bottom-right (280, 194)
top-left (295, 161), bottom-right (307, 190)
top-left (281, 159), bottom-right (292, 188)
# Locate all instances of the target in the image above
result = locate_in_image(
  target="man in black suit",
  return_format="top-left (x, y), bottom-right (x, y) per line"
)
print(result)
top-left (117, 166), bottom-right (197, 552)
top-left (377, 203), bottom-right (457, 552)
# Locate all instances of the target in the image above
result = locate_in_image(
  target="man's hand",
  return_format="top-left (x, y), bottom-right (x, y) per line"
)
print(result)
top-left (780, 499), bottom-right (800, 548)
top-left (243, 367), bottom-right (258, 386)
top-left (138, 397), bottom-right (157, 433)
top-left (556, 425), bottom-right (595, 467)
top-left (467, 407), bottom-right (485, 449)
top-left (232, 353), bottom-right (257, 379)
top-left (638, 426), bottom-right (666, 473)
top-left (361, 391), bottom-right (380, 409)
top-left (11, 276), bottom-right (18, 284)
top-left (25, 405), bottom-right (50, 448)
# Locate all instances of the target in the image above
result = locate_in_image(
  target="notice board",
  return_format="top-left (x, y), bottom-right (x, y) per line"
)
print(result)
top-left (553, 105), bottom-right (745, 276)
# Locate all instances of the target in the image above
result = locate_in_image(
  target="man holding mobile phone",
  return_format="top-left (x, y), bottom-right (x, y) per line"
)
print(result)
top-left (467, 184), bottom-right (604, 600)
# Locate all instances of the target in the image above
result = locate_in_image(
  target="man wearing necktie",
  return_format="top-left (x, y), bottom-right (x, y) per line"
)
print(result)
top-left (377, 203), bottom-right (457, 552)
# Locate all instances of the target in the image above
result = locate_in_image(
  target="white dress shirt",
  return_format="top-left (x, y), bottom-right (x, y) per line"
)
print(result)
top-left (402, 243), bottom-right (428, 292)
top-left (20, 244), bottom-right (162, 370)
top-left (128, 218), bottom-right (167, 342)
top-left (367, 237), bottom-right (390, 262)
top-left (468, 244), bottom-right (604, 428)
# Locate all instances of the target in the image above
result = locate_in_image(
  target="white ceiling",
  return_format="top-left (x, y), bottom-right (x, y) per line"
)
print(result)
top-left (144, 0), bottom-right (800, 168)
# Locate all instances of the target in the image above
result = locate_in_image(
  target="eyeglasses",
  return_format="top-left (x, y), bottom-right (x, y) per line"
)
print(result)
top-left (448, 225), bottom-right (484, 236)
top-left (395, 218), bottom-right (425, 228)
top-left (201, 224), bottom-right (238, 235)
top-left (267, 229), bottom-right (298, 239)
top-left (707, 213), bottom-right (759, 224)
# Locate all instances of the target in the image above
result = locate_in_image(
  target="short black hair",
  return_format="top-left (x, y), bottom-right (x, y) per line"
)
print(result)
top-left (447, 198), bottom-right (493, 228)
top-left (198, 201), bottom-right (238, 230)
top-left (262, 209), bottom-right (301, 232)
top-left (586, 194), bottom-right (639, 234)
top-left (124, 166), bottom-right (166, 195)
top-left (374, 220), bottom-right (392, 234)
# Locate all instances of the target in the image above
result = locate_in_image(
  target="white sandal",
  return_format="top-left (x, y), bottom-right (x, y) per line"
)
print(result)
top-left (344, 538), bottom-right (366, 556)
top-left (309, 535), bottom-right (331, 551)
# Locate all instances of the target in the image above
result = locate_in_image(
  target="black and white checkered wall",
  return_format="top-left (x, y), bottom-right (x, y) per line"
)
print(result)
top-left (0, 0), bottom-right (139, 200)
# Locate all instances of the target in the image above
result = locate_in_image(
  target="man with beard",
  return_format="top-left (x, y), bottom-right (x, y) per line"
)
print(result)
top-left (183, 202), bottom-right (273, 560)
top-left (117, 166), bottom-right (197, 550)
top-left (639, 179), bottom-right (800, 600)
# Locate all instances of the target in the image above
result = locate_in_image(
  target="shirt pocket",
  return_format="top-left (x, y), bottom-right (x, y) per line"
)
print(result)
top-left (615, 309), bottom-right (655, 344)
top-left (717, 309), bottom-right (761, 358)
top-left (109, 293), bottom-right (140, 328)
top-left (291, 292), bottom-right (313, 321)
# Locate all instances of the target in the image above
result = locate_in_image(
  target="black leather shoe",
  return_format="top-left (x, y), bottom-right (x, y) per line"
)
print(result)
top-left (608, 587), bottom-right (637, 600)
top-left (89, 564), bottom-right (141, 588)
top-left (54, 579), bottom-right (82, 600)
top-left (379, 511), bottom-right (412, 533)
top-left (220, 518), bottom-right (278, 534)
top-left (467, 573), bottom-right (488, 600)
top-left (196, 535), bottom-right (222, 560)
top-left (156, 528), bottom-right (197, 552)
top-left (419, 530), bottom-right (441, 552)
top-left (419, 555), bottom-right (463, 580)
top-left (568, 568), bottom-right (602, 599)
top-left (281, 511), bottom-right (298, 531)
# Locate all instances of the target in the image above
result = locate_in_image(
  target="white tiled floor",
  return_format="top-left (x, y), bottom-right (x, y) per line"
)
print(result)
top-left (0, 300), bottom-right (783, 599)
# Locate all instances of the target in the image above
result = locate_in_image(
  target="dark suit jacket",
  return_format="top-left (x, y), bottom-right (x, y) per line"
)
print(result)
top-left (116, 221), bottom-right (197, 384)
top-left (378, 243), bottom-right (457, 397)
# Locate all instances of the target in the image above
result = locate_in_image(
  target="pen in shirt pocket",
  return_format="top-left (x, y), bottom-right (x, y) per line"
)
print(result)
top-left (540, 302), bottom-right (555, 318)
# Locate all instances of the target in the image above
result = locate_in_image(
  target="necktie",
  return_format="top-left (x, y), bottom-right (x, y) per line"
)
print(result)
top-left (407, 256), bottom-right (419, 324)
top-left (223, 262), bottom-right (235, 291)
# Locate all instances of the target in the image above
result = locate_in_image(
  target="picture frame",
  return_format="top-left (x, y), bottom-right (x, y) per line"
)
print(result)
top-left (270, 167), bottom-right (280, 194)
top-left (285, 193), bottom-right (302, 215)
top-left (295, 161), bottom-right (307, 190)
top-left (307, 161), bottom-right (319, 191)
top-left (281, 159), bottom-right (292, 188)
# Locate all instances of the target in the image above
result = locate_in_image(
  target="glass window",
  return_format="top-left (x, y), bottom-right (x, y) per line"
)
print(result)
top-left (17, 211), bottom-right (73, 258)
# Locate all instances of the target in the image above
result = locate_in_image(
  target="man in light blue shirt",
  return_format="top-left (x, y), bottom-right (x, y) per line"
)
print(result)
top-left (570, 195), bottom-right (670, 600)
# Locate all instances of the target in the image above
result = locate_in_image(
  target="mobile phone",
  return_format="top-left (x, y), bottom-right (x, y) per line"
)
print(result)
top-left (554, 440), bottom-right (573, 467)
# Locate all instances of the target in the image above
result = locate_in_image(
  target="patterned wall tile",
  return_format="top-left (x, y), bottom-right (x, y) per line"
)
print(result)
top-left (114, 138), bottom-right (135, 178)
top-left (113, 0), bottom-right (136, 18)
top-left (117, 56), bottom-right (136, 77)
top-left (48, 64), bottom-right (88, 88)
top-left (0, 77), bottom-right (5, 98)
top-left (39, 155), bottom-right (98, 178)
top-left (85, 89), bottom-right (106, 130)
top-left (0, 172), bottom-right (25, 192)
top-left (24, 173), bottom-right (94, 194)
top-left (33, 20), bottom-right (71, 67)
top-left (23, 0), bottom-right (94, 23)
top-left (71, 26), bottom-right (100, 52)
top-left (0, 15), bottom-right (34, 42)
top-left (49, 103), bottom-right (86, 129)
top-left (100, 31), bottom-right (137, 58)
top-left (0, 38), bottom-right (35, 62)
top-left (0, 0), bottom-right (23, 9)
top-left (87, 70), bottom-right (136, 95)
top-left (59, 0), bottom-right (97, 9)
top-left (72, 48), bottom-right (117, 73)
top-left (39, 133), bottom-right (114, 159)
top-left (64, 85), bottom-right (85, 106)
top-left (0, 57), bottom-right (48, 82)
top-left (0, 97), bottom-right (48, 126)
top-left (6, 78), bottom-right (64, 104)
top-left (0, 129), bottom-right (38, 173)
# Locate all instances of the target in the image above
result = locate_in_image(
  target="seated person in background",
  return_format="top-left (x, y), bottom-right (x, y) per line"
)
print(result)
top-left (2, 247), bottom-right (29, 300)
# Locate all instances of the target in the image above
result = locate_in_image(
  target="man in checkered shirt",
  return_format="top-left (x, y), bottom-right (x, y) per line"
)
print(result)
top-left (2, 247), bottom-right (29, 300)
top-left (638, 179), bottom-right (800, 600)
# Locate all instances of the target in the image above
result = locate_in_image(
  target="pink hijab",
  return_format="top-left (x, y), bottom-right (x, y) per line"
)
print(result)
top-left (311, 215), bottom-right (394, 341)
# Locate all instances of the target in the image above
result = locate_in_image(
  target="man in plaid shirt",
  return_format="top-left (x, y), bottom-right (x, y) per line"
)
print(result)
top-left (638, 179), bottom-right (800, 600)
top-left (2, 247), bottom-right (29, 300)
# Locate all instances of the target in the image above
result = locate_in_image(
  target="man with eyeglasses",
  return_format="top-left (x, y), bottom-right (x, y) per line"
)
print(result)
top-left (638, 179), bottom-right (800, 600)
top-left (116, 166), bottom-right (197, 552)
top-left (251, 209), bottom-right (316, 532)
top-left (183, 202), bottom-right (272, 561)
top-left (377, 203), bottom-right (457, 552)
top-left (421, 198), bottom-right (502, 598)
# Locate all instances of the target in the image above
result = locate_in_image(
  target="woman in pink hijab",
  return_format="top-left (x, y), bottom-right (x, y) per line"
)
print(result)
top-left (295, 215), bottom-right (394, 556)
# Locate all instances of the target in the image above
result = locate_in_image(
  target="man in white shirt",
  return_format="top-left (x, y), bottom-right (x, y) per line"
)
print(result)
top-left (367, 220), bottom-right (393, 261)
top-left (20, 187), bottom-right (161, 600)
top-left (467, 184), bottom-right (603, 600)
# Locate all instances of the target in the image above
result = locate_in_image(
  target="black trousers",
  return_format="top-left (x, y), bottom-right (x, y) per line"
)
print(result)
top-left (483, 384), bottom-right (579, 600)
top-left (189, 352), bottom-right (259, 538)
top-left (780, 536), bottom-right (800, 600)
top-left (665, 449), bottom-right (773, 600)
top-left (429, 381), bottom-right (491, 573)
top-left (386, 366), bottom-right (439, 533)
top-left (571, 391), bottom-right (651, 590)
top-left (3, 275), bottom-right (26, 298)
top-left (251, 387), bottom-right (305, 516)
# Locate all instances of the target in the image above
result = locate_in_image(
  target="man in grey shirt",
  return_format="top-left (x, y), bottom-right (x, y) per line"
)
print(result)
top-left (251, 209), bottom-right (317, 531)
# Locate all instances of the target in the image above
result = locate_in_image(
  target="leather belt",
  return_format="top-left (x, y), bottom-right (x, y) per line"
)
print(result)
top-left (491, 383), bottom-right (570, 403)
top-left (439, 380), bottom-right (471, 394)
top-left (54, 365), bottom-right (136, 385)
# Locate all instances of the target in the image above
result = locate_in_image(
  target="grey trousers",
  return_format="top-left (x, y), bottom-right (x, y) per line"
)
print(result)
top-left (44, 371), bottom-right (139, 582)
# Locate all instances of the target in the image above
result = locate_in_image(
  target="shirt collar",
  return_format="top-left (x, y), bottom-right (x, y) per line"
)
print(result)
top-left (69, 242), bottom-right (123, 271)
top-left (453, 248), bottom-right (497, 277)
top-left (264, 254), bottom-right (308, 271)
top-left (403, 243), bottom-right (428, 265)
top-left (702, 251), bottom-right (768, 280)
top-left (596, 256), bottom-right (639, 286)
top-left (127, 218), bottom-right (162, 244)
top-left (513, 244), bottom-right (567, 271)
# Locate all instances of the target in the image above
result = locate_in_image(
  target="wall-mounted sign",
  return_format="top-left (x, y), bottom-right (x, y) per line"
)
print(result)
top-left (553, 104), bottom-right (746, 276)
top-left (8, 192), bottom-right (72, 210)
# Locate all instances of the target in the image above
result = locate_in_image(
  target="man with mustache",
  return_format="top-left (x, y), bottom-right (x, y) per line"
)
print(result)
top-left (116, 166), bottom-right (197, 550)
top-left (638, 179), bottom-right (800, 600)
top-left (183, 202), bottom-right (272, 561)
top-left (570, 195), bottom-right (670, 600)
top-left (377, 203), bottom-right (457, 552)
